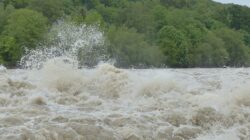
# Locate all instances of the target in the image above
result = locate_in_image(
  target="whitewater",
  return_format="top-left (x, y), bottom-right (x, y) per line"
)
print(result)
top-left (0, 23), bottom-right (249, 140)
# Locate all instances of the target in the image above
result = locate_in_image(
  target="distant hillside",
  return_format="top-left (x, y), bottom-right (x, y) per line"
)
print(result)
top-left (0, 0), bottom-right (250, 68)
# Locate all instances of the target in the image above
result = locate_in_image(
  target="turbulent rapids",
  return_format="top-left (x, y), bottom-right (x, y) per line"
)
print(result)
top-left (0, 23), bottom-right (250, 140)
top-left (1, 65), bottom-right (250, 140)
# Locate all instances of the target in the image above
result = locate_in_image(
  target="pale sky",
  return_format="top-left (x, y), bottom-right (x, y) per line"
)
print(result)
top-left (213, 0), bottom-right (250, 7)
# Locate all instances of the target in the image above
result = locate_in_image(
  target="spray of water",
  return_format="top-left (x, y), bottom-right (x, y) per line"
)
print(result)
top-left (20, 22), bottom-right (107, 69)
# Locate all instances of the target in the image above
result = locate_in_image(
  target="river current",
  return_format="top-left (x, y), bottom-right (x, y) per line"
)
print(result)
top-left (0, 63), bottom-right (250, 140)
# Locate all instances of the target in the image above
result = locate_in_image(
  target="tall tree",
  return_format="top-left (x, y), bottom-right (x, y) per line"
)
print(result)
top-left (216, 28), bottom-right (250, 66)
top-left (158, 25), bottom-right (189, 67)
top-left (107, 26), bottom-right (164, 67)
top-left (0, 36), bottom-right (20, 66)
top-left (29, 0), bottom-right (64, 22)
top-left (1, 9), bottom-right (48, 66)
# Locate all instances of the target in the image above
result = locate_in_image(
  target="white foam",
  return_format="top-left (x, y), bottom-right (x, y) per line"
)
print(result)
top-left (0, 65), bottom-right (7, 73)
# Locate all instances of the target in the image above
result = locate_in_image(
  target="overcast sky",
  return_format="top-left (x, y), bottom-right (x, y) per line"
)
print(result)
top-left (213, 0), bottom-right (250, 7)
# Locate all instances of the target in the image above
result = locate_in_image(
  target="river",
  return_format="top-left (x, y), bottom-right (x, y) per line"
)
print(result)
top-left (0, 62), bottom-right (249, 140)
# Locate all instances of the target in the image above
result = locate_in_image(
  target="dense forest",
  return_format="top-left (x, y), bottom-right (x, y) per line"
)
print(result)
top-left (0, 0), bottom-right (250, 68)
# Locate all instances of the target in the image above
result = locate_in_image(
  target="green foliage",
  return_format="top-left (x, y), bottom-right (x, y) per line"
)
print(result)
top-left (0, 3), bottom-right (5, 34)
top-left (228, 5), bottom-right (250, 32)
top-left (84, 0), bottom-right (101, 9)
top-left (160, 0), bottom-right (196, 8)
top-left (193, 32), bottom-right (229, 67)
top-left (0, 3), bottom-right (15, 34)
top-left (244, 33), bottom-right (250, 47)
top-left (158, 25), bottom-right (189, 67)
top-left (107, 26), bottom-right (164, 67)
top-left (0, 9), bottom-right (48, 66)
top-left (3, 0), bottom-right (32, 8)
top-left (153, 5), bottom-right (168, 31)
top-left (99, 0), bottom-right (128, 8)
top-left (216, 28), bottom-right (250, 66)
top-left (0, 36), bottom-right (21, 66)
top-left (3, 9), bottom-right (48, 48)
top-left (29, 0), bottom-right (64, 22)
top-left (84, 10), bottom-right (104, 26)
top-left (13, 0), bottom-right (33, 8)
top-left (95, 4), bottom-right (121, 24)
top-left (119, 1), bottom-right (154, 33)
top-left (70, 7), bottom-right (86, 24)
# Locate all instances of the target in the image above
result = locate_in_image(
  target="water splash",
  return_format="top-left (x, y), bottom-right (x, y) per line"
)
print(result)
top-left (20, 22), bottom-right (107, 69)
top-left (0, 65), bottom-right (7, 73)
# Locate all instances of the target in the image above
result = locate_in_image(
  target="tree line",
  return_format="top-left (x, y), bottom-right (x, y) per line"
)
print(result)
top-left (0, 0), bottom-right (250, 68)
